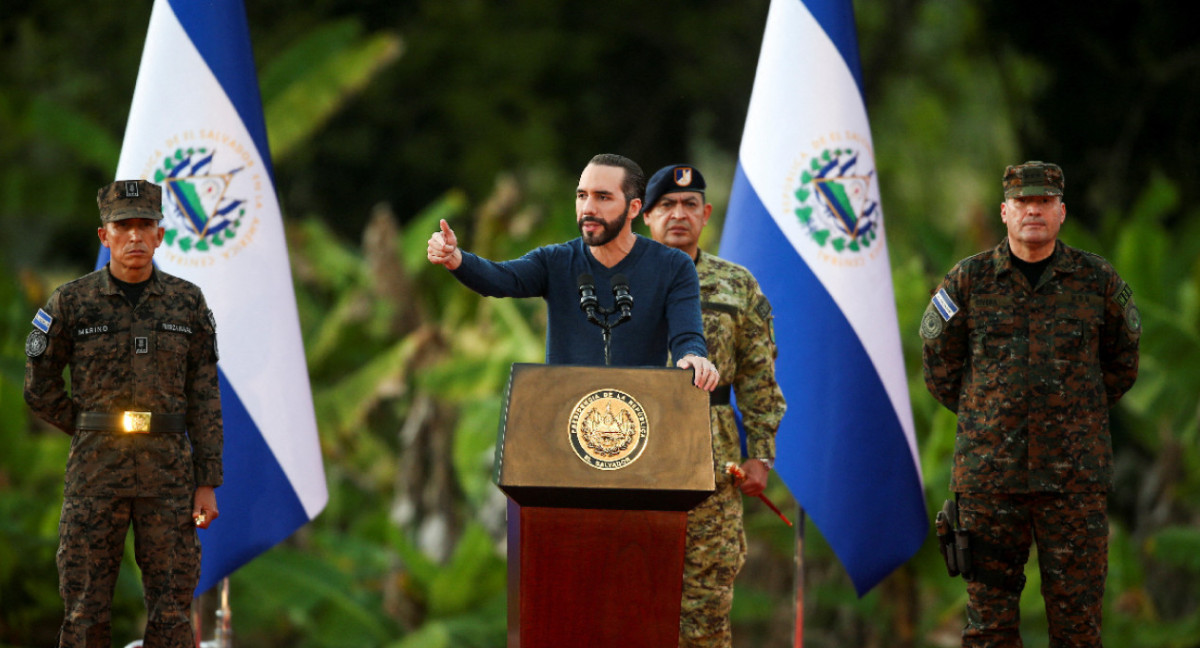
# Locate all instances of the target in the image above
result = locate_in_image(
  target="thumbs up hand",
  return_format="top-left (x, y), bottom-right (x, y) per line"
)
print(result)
top-left (427, 219), bottom-right (463, 270)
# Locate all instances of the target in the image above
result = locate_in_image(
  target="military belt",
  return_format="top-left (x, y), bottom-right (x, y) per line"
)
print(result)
top-left (710, 384), bottom-right (732, 406)
top-left (76, 411), bottom-right (187, 434)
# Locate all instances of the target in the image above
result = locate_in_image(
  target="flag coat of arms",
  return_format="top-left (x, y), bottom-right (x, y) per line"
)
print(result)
top-left (720, 0), bottom-right (927, 595)
top-left (102, 0), bottom-right (328, 594)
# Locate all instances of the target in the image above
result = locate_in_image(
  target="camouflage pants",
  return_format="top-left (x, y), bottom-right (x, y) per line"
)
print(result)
top-left (57, 495), bottom-right (200, 648)
top-left (679, 480), bottom-right (746, 648)
top-left (957, 492), bottom-right (1108, 648)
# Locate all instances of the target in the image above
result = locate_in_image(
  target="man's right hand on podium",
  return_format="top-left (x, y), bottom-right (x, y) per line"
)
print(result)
top-left (676, 353), bottom-right (719, 392)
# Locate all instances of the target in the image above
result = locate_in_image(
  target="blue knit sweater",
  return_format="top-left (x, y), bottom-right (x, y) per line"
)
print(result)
top-left (451, 234), bottom-right (707, 366)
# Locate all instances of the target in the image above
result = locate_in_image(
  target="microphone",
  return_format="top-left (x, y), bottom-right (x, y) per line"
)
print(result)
top-left (578, 273), bottom-right (600, 324)
top-left (611, 273), bottom-right (633, 324)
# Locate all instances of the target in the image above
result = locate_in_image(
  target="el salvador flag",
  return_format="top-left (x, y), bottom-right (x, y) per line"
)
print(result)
top-left (720, 0), bottom-right (927, 595)
top-left (99, 0), bottom-right (328, 595)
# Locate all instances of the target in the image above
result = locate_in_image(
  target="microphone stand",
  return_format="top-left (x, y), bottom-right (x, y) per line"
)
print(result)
top-left (578, 274), bottom-right (634, 366)
top-left (590, 305), bottom-right (621, 366)
top-left (602, 325), bottom-right (613, 366)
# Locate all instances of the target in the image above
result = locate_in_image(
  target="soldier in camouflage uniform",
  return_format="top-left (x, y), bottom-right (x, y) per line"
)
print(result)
top-left (24, 180), bottom-right (223, 648)
top-left (642, 164), bottom-right (786, 648)
top-left (921, 162), bottom-right (1140, 647)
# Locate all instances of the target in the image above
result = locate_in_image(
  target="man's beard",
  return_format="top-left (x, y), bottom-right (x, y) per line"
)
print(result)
top-left (578, 205), bottom-right (629, 246)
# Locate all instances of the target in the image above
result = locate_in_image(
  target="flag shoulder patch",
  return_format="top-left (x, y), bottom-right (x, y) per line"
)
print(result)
top-left (33, 309), bottom-right (54, 333)
top-left (931, 288), bottom-right (959, 322)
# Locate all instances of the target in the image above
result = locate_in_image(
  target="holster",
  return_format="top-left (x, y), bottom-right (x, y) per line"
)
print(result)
top-left (935, 498), bottom-right (1025, 592)
top-left (935, 499), bottom-right (972, 579)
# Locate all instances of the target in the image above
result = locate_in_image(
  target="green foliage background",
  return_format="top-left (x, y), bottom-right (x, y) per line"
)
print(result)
top-left (2, 1), bottom-right (1199, 647)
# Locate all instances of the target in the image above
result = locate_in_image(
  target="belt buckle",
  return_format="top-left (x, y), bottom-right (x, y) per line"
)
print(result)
top-left (122, 411), bottom-right (152, 434)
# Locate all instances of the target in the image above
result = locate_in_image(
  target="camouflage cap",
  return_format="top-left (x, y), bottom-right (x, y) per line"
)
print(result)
top-left (1002, 161), bottom-right (1064, 199)
top-left (96, 179), bottom-right (163, 222)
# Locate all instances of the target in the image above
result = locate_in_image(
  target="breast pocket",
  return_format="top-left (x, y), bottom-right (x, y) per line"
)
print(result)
top-left (1053, 314), bottom-right (1088, 357)
top-left (701, 301), bottom-right (738, 373)
top-left (155, 331), bottom-right (190, 393)
top-left (968, 297), bottom-right (1015, 369)
top-left (73, 326), bottom-right (124, 382)
top-left (75, 330), bottom-right (122, 358)
top-left (1052, 296), bottom-right (1101, 359)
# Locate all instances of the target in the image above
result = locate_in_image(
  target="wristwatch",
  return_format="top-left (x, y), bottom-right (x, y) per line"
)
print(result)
top-left (756, 457), bottom-right (774, 471)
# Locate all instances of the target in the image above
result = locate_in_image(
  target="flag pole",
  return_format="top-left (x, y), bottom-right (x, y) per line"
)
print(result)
top-left (215, 577), bottom-right (233, 648)
top-left (793, 505), bottom-right (806, 648)
top-left (192, 577), bottom-right (233, 648)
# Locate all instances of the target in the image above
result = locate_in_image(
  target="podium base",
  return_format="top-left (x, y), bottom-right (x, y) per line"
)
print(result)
top-left (507, 500), bottom-right (687, 648)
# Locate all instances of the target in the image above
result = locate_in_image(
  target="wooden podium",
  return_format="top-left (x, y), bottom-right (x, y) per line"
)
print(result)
top-left (494, 363), bottom-right (714, 648)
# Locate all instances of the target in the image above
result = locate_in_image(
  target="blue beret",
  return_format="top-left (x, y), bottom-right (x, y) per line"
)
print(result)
top-left (643, 164), bottom-right (706, 214)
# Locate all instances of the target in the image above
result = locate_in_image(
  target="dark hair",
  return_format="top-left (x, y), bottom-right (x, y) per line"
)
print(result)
top-left (588, 153), bottom-right (646, 203)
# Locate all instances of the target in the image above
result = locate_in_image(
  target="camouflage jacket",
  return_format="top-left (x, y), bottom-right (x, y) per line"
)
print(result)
top-left (921, 239), bottom-right (1140, 494)
top-left (696, 251), bottom-right (786, 473)
top-left (24, 267), bottom-right (223, 497)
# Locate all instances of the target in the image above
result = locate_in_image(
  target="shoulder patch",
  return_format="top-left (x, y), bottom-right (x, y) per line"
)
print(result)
top-left (26, 330), bottom-right (48, 357)
top-left (754, 294), bottom-right (772, 321)
top-left (1125, 304), bottom-right (1141, 334)
top-left (920, 303), bottom-right (944, 339)
top-left (208, 309), bottom-right (220, 362)
top-left (931, 287), bottom-right (959, 321)
top-left (1114, 282), bottom-right (1133, 309)
top-left (33, 308), bottom-right (53, 333)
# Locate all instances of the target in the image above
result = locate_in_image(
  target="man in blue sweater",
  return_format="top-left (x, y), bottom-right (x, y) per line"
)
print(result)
top-left (426, 153), bottom-right (718, 389)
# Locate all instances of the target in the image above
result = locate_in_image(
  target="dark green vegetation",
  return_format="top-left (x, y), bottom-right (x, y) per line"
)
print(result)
top-left (3, 2), bottom-right (1199, 646)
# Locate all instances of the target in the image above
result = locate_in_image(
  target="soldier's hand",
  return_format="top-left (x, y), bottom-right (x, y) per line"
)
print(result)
top-left (193, 486), bottom-right (219, 529)
top-left (676, 354), bottom-right (719, 391)
top-left (738, 459), bottom-right (770, 497)
top-left (427, 219), bottom-right (463, 270)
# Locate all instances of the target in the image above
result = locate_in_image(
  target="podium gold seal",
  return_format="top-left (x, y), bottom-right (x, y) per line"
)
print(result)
top-left (568, 389), bottom-right (649, 470)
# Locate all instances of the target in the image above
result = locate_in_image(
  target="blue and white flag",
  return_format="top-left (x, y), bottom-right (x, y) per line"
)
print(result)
top-left (103, 0), bottom-right (328, 595)
top-left (720, 0), bottom-right (926, 595)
